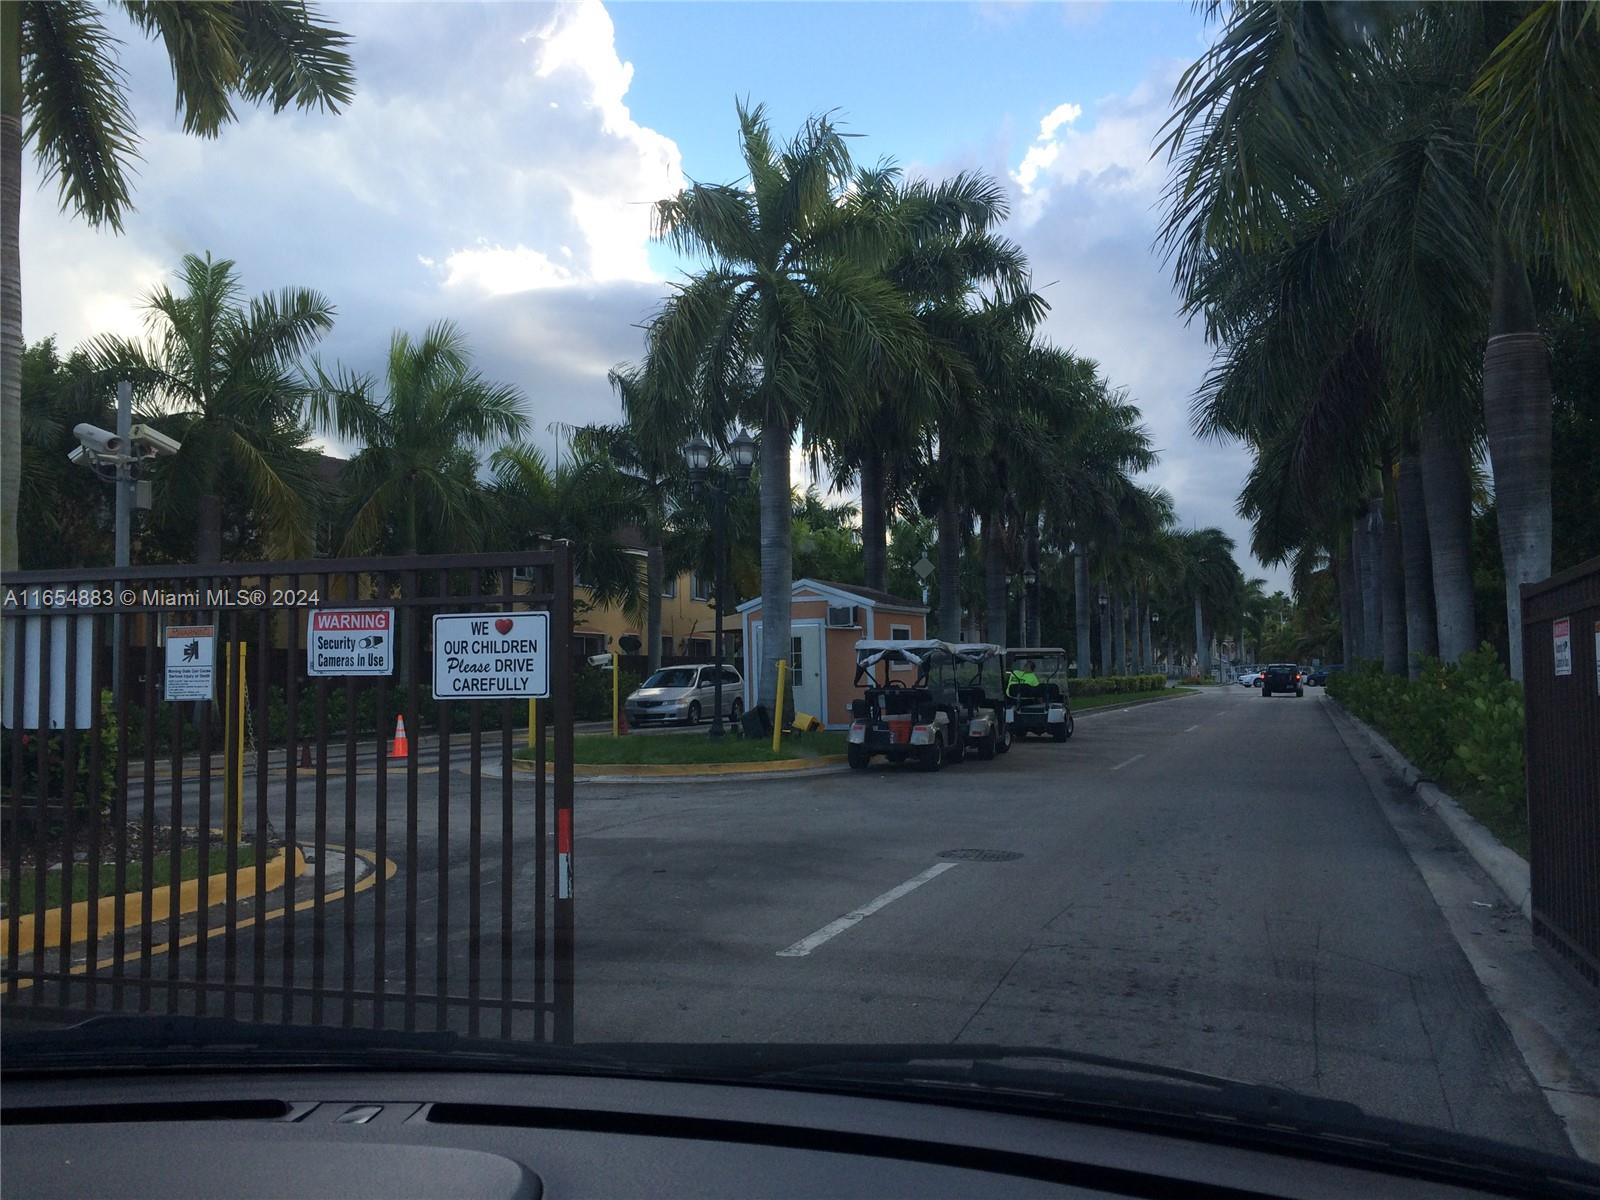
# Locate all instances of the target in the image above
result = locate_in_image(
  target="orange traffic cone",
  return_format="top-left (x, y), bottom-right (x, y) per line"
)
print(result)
top-left (388, 714), bottom-right (409, 759)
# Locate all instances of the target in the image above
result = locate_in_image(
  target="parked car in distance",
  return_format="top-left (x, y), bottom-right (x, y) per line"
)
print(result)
top-left (1261, 663), bottom-right (1304, 697)
top-left (1307, 664), bottom-right (1342, 687)
top-left (624, 663), bottom-right (743, 726)
top-left (1236, 668), bottom-right (1260, 686)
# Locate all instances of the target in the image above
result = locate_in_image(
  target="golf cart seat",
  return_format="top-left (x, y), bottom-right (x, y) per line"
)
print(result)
top-left (1008, 682), bottom-right (1062, 703)
top-left (956, 685), bottom-right (987, 708)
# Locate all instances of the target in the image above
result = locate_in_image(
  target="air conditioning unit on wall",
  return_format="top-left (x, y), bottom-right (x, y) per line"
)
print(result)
top-left (826, 604), bottom-right (856, 628)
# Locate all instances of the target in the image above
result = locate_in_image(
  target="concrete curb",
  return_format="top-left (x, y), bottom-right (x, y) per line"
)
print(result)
top-left (2, 844), bottom-right (307, 953)
top-left (1326, 697), bottom-right (1532, 921)
top-left (512, 754), bottom-right (846, 779)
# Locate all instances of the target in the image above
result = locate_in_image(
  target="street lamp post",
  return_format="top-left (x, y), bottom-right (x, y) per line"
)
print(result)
top-left (1021, 567), bottom-right (1038, 646)
top-left (1151, 610), bottom-right (1161, 676)
top-left (1096, 592), bottom-right (1108, 676)
top-left (684, 429), bottom-right (758, 738)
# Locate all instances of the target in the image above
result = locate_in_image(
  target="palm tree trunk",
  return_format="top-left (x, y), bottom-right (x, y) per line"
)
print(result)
top-left (1380, 473), bottom-right (1406, 675)
top-left (646, 544), bottom-right (664, 671)
top-left (1097, 581), bottom-right (1111, 676)
top-left (982, 510), bottom-right (1007, 647)
top-left (1, 7), bottom-right (23, 573)
top-left (1335, 546), bottom-right (1356, 665)
top-left (1396, 454), bottom-right (1438, 676)
top-left (1419, 408), bottom-right (1476, 664)
top-left (936, 495), bottom-right (961, 641)
top-left (1483, 236), bottom-right (1552, 683)
top-left (1193, 593), bottom-right (1207, 675)
top-left (859, 448), bottom-right (887, 593)
top-left (1074, 547), bottom-right (1091, 678)
top-left (1024, 520), bottom-right (1041, 645)
top-left (757, 415), bottom-right (794, 718)
top-left (1110, 590), bottom-right (1124, 676)
top-left (198, 494), bottom-right (224, 564)
top-left (1128, 589), bottom-right (1141, 672)
top-left (1356, 511), bottom-right (1381, 662)
top-left (1141, 599), bottom-right (1153, 673)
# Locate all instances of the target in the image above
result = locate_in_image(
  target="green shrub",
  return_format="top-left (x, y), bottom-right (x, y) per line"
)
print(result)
top-left (1070, 673), bottom-right (1166, 698)
top-left (1328, 647), bottom-right (1525, 850)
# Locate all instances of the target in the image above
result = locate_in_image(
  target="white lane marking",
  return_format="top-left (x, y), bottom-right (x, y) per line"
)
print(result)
top-left (1109, 753), bottom-right (1145, 772)
top-left (1185, 724), bottom-right (1200, 732)
top-left (776, 863), bottom-right (960, 958)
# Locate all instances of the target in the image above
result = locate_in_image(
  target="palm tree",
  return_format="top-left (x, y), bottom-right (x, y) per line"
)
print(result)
top-left (1, 1), bottom-right (355, 569)
top-left (1160, 2), bottom-right (1600, 680)
top-left (89, 252), bottom-right (333, 561)
top-left (18, 336), bottom-right (115, 568)
top-left (1177, 527), bottom-right (1241, 677)
top-left (310, 321), bottom-right (527, 556)
top-left (639, 102), bottom-right (928, 713)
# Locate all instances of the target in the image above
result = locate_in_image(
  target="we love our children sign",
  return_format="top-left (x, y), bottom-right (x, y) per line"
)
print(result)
top-left (432, 612), bottom-right (550, 700)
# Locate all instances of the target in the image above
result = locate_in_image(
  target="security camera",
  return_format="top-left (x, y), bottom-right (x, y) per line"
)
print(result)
top-left (587, 653), bottom-right (614, 669)
top-left (129, 424), bottom-right (181, 457)
top-left (73, 423), bottom-right (123, 456)
top-left (67, 445), bottom-right (90, 467)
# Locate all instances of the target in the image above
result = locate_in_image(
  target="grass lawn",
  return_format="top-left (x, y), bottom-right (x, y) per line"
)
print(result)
top-left (515, 731), bottom-right (849, 766)
top-left (3, 843), bottom-right (259, 917)
top-left (1070, 687), bottom-right (1195, 712)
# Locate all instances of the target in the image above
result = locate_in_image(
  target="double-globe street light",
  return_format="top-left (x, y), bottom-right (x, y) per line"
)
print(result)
top-left (683, 429), bottom-right (759, 738)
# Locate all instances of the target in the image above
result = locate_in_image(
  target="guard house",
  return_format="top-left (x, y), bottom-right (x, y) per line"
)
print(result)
top-left (737, 579), bottom-right (929, 728)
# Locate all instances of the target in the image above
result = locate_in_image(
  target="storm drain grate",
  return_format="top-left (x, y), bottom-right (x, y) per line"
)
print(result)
top-left (939, 849), bottom-right (1022, 862)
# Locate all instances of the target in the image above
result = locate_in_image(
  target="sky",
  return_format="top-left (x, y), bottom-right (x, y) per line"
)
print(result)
top-left (19, 0), bottom-right (1286, 592)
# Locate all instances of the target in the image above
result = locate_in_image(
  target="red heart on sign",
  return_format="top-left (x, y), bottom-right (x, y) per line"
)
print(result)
top-left (495, 617), bottom-right (514, 635)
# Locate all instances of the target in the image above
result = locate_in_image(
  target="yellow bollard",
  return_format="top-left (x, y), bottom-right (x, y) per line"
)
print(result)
top-left (771, 657), bottom-right (788, 753)
top-left (528, 698), bottom-right (537, 748)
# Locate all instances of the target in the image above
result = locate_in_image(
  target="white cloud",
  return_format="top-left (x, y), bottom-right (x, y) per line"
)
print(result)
top-left (18, 0), bottom-right (684, 464)
top-left (993, 64), bottom-right (1288, 590)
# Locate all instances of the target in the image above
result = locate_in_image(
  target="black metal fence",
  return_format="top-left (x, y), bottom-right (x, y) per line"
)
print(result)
top-left (1521, 555), bottom-right (1600, 988)
top-left (1, 549), bottom-right (575, 1039)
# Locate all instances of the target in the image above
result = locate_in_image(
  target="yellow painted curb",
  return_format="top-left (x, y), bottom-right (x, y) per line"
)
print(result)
top-left (2, 845), bottom-right (306, 953)
top-left (514, 754), bottom-right (847, 778)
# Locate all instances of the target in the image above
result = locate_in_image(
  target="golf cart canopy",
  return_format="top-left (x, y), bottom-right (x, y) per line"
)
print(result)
top-left (950, 642), bottom-right (1003, 661)
top-left (1003, 647), bottom-right (1067, 658)
top-left (854, 639), bottom-right (959, 669)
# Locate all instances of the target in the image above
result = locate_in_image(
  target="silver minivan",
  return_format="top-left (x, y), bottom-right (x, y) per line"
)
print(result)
top-left (624, 663), bottom-right (744, 726)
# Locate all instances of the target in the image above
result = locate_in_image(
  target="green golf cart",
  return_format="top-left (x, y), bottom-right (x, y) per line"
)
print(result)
top-left (1002, 646), bottom-right (1074, 742)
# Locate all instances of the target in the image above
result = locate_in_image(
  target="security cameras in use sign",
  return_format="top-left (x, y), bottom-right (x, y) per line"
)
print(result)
top-left (308, 607), bottom-right (395, 677)
top-left (432, 612), bottom-right (550, 700)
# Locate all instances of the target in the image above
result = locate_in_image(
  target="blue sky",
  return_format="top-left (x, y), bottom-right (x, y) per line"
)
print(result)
top-left (19, 1), bottom-right (1282, 590)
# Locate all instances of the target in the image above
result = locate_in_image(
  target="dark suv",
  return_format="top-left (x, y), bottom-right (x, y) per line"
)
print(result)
top-left (1261, 662), bottom-right (1303, 698)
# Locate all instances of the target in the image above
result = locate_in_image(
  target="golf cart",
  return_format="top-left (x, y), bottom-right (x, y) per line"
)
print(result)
top-left (847, 639), bottom-right (966, 771)
top-left (1002, 647), bottom-right (1074, 742)
top-left (951, 642), bottom-right (1013, 759)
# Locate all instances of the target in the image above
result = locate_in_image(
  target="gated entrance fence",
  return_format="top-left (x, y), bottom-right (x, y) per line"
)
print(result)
top-left (1, 549), bottom-right (575, 1039)
top-left (1521, 555), bottom-right (1600, 989)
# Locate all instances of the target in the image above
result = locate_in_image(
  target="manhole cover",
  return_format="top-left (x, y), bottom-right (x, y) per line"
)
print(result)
top-left (938, 848), bottom-right (1022, 862)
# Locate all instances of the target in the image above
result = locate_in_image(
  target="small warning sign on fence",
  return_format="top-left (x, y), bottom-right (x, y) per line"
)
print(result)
top-left (308, 607), bottom-right (395, 677)
top-left (165, 624), bottom-right (216, 701)
top-left (1553, 616), bottom-right (1572, 677)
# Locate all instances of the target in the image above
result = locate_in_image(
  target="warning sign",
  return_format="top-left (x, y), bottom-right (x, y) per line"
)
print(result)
top-left (1553, 616), bottom-right (1572, 677)
top-left (432, 611), bottom-right (549, 700)
top-left (308, 607), bottom-right (394, 677)
top-left (165, 624), bottom-right (216, 701)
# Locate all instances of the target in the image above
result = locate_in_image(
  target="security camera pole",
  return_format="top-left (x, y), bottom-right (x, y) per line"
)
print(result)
top-left (111, 382), bottom-right (133, 696)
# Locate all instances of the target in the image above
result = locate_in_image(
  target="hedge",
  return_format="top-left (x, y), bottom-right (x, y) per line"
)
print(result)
top-left (1327, 649), bottom-right (1526, 856)
top-left (1070, 674), bottom-right (1166, 698)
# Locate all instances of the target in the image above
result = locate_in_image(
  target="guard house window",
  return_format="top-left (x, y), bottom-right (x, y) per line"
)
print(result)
top-left (662, 575), bottom-right (676, 599)
top-left (691, 573), bottom-right (712, 602)
top-left (790, 635), bottom-right (804, 674)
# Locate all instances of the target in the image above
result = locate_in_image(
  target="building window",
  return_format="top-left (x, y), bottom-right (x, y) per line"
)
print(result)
top-left (662, 575), bottom-right (676, 599)
top-left (661, 636), bottom-right (673, 660)
top-left (691, 572), bottom-right (712, 602)
top-left (889, 624), bottom-right (911, 670)
top-left (575, 633), bottom-right (607, 659)
top-left (686, 637), bottom-right (712, 657)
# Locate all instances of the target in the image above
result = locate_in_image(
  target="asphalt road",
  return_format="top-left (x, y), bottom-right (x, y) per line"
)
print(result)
top-left (11, 683), bottom-right (1575, 1156)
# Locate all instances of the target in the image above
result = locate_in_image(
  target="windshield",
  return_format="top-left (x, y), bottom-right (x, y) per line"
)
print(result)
top-left (642, 668), bottom-right (698, 689)
top-left (2, 0), bottom-right (1593, 1178)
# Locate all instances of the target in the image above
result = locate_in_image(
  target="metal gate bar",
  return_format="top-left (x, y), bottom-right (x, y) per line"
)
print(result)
top-left (2, 549), bottom-right (575, 1038)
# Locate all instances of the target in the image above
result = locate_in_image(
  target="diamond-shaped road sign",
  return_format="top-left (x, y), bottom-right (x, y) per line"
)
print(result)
top-left (913, 555), bottom-right (935, 581)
